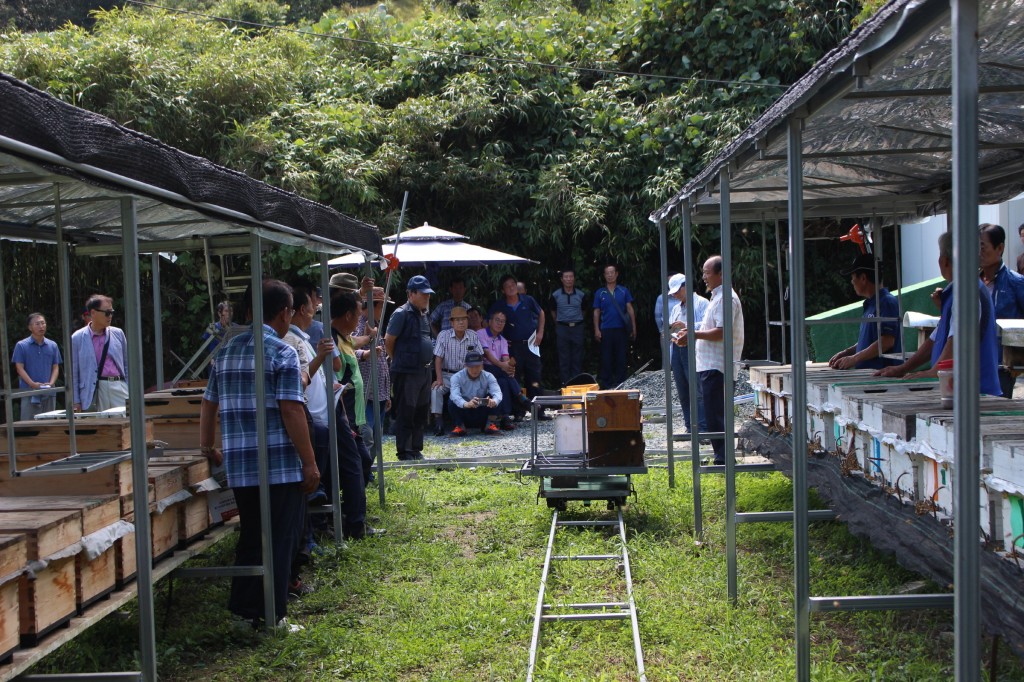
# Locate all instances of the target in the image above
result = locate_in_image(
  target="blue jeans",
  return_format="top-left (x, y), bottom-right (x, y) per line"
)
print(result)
top-left (671, 346), bottom-right (705, 433)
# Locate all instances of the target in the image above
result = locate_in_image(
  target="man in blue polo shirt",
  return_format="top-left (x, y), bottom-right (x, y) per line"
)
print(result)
top-left (593, 263), bottom-right (637, 389)
top-left (11, 313), bottom-right (62, 419)
top-left (828, 253), bottom-right (903, 370)
top-left (878, 232), bottom-right (1001, 395)
top-left (199, 279), bottom-right (320, 630)
top-left (488, 274), bottom-right (550, 420)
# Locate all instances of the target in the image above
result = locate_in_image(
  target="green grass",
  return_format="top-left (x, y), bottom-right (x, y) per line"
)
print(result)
top-left (28, 463), bottom-right (1024, 681)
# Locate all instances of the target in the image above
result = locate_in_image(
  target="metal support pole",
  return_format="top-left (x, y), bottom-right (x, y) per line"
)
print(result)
top-left (56, 189), bottom-right (77, 456)
top-left (682, 203), bottom-right (702, 539)
top-left (775, 218), bottom-right (788, 364)
top-left (0, 241), bottom-right (15, 466)
top-left (249, 235), bottom-right (276, 629)
top-left (788, 117), bottom-right (811, 682)
top-left (894, 214), bottom-right (906, 362)
top-left (319, 254), bottom-right (343, 541)
top-left (151, 253), bottom-right (164, 389)
top-left (367, 259), bottom-right (385, 507)
top-left (121, 197), bottom-right (157, 682)
top-left (761, 216), bottom-right (771, 362)
top-left (203, 238), bottom-right (216, 325)
top-left (721, 169), bottom-right (737, 604)
top-left (952, 0), bottom-right (981, 677)
top-left (657, 219), bottom-right (675, 488)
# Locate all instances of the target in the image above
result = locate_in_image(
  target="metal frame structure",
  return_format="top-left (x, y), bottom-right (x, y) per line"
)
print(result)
top-left (0, 74), bottom-right (381, 680)
top-left (650, 0), bottom-right (1024, 676)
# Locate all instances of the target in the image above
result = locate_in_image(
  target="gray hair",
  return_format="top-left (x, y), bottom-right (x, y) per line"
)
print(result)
top-left (938, 231), bottom-right (953, 262)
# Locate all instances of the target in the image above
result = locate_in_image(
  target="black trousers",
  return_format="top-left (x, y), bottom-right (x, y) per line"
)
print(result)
top-left (555, 323), bottom-right (585, 386)
top-left (335, 402), bottom-right (367, 531)
top-left (449, 402), bottom-right (494, 429)
top-left (509, 339), bottom-right (544, 398)
top-left (598, 327), bottom-right (628, 389)
top-left (229, 482), bottom-right (304, 624)
top-left (699, 369), bottom-right (726, 464)
top-left (392, 368), bottom-right (431, 459)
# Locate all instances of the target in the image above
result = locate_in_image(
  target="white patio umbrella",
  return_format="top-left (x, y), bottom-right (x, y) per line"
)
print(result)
top-left (319, 223), bottom-right (538, 268)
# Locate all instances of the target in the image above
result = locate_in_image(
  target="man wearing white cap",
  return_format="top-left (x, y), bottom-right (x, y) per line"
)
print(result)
top-left (666, 273), bottom-right (708, 434)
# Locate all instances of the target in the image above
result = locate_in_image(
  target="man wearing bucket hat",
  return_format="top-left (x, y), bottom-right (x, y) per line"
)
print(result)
top-left (355, 287), bottom-right (393, 452)
top-left (430, 305), bottom-right (481, 436)
top-left (666, 273), bottom-right (709, 434)
top-left (828, 253), bottom-right (902, 370)
top-left (448, 352), bottom-right (503, 436)
top-left (385, 275), bottom-right (435, 460)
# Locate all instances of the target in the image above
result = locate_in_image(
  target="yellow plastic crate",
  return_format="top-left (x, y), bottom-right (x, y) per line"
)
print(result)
top-left (561, 383), bottom-right (599, 408)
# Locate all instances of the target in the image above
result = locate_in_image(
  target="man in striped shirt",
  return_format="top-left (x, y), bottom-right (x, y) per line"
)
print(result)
top-left (430, 306), bottom-right (481, 435)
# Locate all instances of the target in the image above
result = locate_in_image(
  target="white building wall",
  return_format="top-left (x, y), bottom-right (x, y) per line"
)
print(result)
top-left (899, 195), bottom-right (1024, 286)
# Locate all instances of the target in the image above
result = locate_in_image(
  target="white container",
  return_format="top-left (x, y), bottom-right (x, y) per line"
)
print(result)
top-left (553, 409), bottom-right (587, 455)
top-left (937, 370), bottom-right (954, 409)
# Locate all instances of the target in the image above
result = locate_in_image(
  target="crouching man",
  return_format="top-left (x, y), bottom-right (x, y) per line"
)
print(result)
top-left (448, 352), bottom-right (502, 436)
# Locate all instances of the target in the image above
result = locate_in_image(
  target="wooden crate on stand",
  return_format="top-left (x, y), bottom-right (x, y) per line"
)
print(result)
top-left (0, 535), bottom-right (26, 662)
top-left (0, 510), bottom-right (81, 645)
top-left (0, 496), bottom-right (119, 610)
top-left (0, 418), bottom-right (152, 455)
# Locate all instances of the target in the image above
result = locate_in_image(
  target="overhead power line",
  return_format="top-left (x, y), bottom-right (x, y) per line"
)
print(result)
top-left (123, 0), bottom-right (790, 90)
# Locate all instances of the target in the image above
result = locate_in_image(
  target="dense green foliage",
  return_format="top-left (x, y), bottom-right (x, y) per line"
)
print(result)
top-left (0, 0), bottom-right (861, 384)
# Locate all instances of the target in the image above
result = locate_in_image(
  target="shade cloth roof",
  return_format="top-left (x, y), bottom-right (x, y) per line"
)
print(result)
top-left (324, 223), bottom-right (538, 267)
top-left (651, 0), bottom-right (1024, 225)
top-left (0, 72), bottom-right (382, 254)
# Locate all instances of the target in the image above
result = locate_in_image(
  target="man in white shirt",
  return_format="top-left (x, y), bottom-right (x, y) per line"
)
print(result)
top-left (678, 256), bottom-right (744, 464)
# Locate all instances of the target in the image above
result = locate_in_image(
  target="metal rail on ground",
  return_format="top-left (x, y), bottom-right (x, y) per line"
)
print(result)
top-left (526, 506), bottom-right (645, 682)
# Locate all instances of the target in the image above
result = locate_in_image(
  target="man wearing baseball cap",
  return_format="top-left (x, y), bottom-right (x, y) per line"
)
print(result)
top-left (448, 352), bottom-right (503, 435)
top-left (384, 275), bottom-right (435, 460)
top-left (828, 253), bottom-right (902, 370)
top-left (666, 273), bottom-right (709, 434)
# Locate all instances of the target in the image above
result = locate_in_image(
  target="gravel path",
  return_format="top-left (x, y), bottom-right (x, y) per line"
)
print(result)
top-left (394, 369), bottom-right (754, 462)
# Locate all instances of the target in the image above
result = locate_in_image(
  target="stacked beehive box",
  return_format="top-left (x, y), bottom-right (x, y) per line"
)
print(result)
top-left (0, 412), bottom-right (217, 662)
top-left (757, 362), bottom-right (1024, 567)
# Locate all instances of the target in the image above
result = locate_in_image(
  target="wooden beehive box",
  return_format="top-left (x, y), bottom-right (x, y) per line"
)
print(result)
top-left (149, 505), bottom-right (181, 561)
top-left (179, 494), bottom-right (211, 543)
top-left (114, 520), bottom-right (136, 587)
top-left (149, 418), bottom-right (218, 450)
top-left (0, 418), bottom-right (153, 455)
top-left (148, 465), bottom-right (187, 503)
top-left (0, 456), bottom-right (134, 499)
top-left (585, 390), bottom-right (642, 432)
top-left (0, 510), bottom-right (81, 643)
top-left (0, 496), bottom-right (120, 610)
top-left (151, 453), bottom-right (211, 486)
top-left (0, 534), bottom-right (26, 662)
top-left (129, 393), bottom-right (205, 418)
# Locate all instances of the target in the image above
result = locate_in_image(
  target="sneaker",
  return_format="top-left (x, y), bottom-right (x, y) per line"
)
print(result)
top-left (450, 426), bottom-right (467, 437)
top-left (499, 416), bottom-right (515, 431)
top-left (274, 617), bottom-right (305, 634)
top-left (484, 422), bottom-right (501, 435)
top-left (288, 579), bottom-right (313, 600)
top-left (345, 524), bottom-right (387, 541)
top-left (307, 489), bottom-right (328, 507)
top-left (535, 411), bottom-right (553, 421)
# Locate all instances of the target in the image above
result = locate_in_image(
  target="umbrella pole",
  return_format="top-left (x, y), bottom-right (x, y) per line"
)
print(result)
top-left (372, 191), bottom-right (409, 506)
